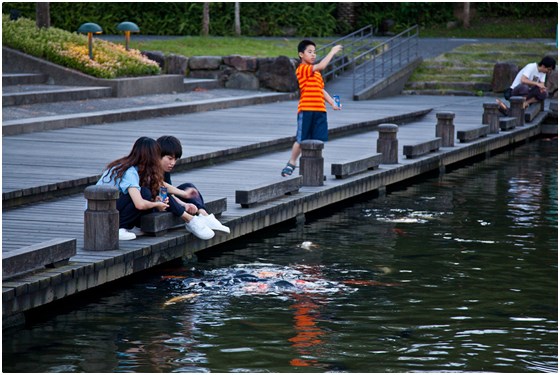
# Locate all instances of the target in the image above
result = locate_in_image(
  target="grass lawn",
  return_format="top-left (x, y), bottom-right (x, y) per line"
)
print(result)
top-left (419, 17), bottom-right (557, 39)
top-left (129, 37), bottom-right (333, 58)
top-left (125, 17), bottom-right (556, 58)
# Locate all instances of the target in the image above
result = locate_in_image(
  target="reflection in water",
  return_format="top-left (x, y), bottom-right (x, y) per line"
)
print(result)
top-left (2, 140), bottom-right (557, 372)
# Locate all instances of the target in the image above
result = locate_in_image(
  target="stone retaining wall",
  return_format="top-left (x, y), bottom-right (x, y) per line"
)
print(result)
top-left (144, 51), bottom-right (299, 92)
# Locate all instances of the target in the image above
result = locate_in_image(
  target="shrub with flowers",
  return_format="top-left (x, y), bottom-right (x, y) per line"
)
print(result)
top-left (2, 15), bottom-right (160, 78)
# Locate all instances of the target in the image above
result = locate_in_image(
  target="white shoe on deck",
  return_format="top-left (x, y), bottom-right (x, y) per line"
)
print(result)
top-left (119, 228), bottom-right (136, 241)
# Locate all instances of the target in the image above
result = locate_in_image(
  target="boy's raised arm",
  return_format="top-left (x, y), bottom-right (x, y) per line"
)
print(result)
top-left (313, 45), bottom-right (343, 72)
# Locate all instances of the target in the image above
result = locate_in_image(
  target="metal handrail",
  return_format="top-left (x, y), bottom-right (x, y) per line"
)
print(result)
top-left (352, 25), bottom-right (419, 96)
top-left (315, 25), bottom-right (375, 82)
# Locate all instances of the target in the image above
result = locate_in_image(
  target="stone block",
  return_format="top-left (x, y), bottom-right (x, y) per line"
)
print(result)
top-left (142, 50), bottom-right (165, 68)
top-left (403, 138), bottom-right (442, 159)
top-left (3, 239), bottom-right (77, 280)
top-left (189, 56), bottom-right (223, 70)
top-left (236, 176), bottom-right (302, 208)
top-left (546, 67), bottom-right (558, 98)
top-left (491, 62), bottom-right (518, 93)
top-left (256, 56), bottom-right (298, 92)
top-left (165, 54), bottom-right (189, 76)
top-left (223, 55), bottom-right (258, 72)
top-left (225, 71), bottom-right (260, 90)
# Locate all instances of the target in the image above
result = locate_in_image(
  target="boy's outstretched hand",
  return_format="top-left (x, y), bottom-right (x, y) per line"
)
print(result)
top-left (331, 45), bottom-right (343, 55)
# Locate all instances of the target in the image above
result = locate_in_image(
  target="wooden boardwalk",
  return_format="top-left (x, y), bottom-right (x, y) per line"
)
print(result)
top-left (2, 93), bottom-right (553, 323)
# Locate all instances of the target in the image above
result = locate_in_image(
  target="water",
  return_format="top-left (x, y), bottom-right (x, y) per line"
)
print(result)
top-left (3, 139), bottom-right (557, 373)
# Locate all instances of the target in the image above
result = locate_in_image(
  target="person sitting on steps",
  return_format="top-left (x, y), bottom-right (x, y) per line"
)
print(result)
top-left (497, 56), bottom-right (556, 115)
top-left (157, 135), bottom-right (230, 235)
top-left (96, 137), bottom-right (214, 241)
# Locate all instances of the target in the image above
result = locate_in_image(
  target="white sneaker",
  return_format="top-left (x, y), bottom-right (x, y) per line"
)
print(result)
top-left (119, 228), bottom-right (136, 241)
top-left (185, 216), bottom-right (215, 240)
top-left (202, 214), bottom-right (230, 234)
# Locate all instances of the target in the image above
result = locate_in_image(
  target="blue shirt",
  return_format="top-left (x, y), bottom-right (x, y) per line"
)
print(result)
top-left (96, 166), bottom-right (140, 195)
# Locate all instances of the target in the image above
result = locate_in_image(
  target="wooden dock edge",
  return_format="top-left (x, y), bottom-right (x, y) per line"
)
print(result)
top-left (1, 121), bottom-right (546, 328)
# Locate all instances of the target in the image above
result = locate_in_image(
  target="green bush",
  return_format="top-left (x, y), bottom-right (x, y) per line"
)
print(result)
top-left (2, 3), bottom-right (556, 37)
top-left (2, 14), bottom-right (160, 78)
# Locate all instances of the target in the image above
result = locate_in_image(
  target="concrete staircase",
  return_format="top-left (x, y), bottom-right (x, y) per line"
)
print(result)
top-left (403, 64), bottom-right (493, 96)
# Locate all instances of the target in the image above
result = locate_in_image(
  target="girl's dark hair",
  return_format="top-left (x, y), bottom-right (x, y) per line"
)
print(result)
top-left (298, 39), bottom-right (315, 54)
top-left (104, 137), bottom-right (163, 198)
top-left (157, 135), bottom-right (183, 159)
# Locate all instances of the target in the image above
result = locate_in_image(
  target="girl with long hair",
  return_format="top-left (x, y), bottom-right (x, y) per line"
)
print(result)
top-left (97, 137), bottom-right (214, 240)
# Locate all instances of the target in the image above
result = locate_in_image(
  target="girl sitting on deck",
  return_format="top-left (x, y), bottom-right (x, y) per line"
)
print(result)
top-left (96, 137), bottom-right (214, 241)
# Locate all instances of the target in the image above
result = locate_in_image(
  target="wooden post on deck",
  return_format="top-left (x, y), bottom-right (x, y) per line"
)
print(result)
top-left (482, 102), bottom-right (501, 134)
top-left (84, 185), bottom-right (120, 251)
top-left (435, 111), bottom-right (455, 146)
top-left (377, 124), bottom-right (399, 164)
top-left (509, 96), bottom-right (525, 127)
top-left (300, 140), bottom-right (324, 186)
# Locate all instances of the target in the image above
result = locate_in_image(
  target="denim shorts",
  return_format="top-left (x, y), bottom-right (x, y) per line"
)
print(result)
top-left (296, 111), bottom-right (328, 143)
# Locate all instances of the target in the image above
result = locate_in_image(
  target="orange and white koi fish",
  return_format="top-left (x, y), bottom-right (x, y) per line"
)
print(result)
top-left (163, 293), bottom-right (200, 306)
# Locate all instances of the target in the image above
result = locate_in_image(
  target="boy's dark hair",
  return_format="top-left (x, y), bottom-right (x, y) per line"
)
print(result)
top-left (298, 39), bottom-right (316, 54)
top-left (157, 135), bottom-right (182, 159)
top-left (539, 56), bottom-right (556, 70)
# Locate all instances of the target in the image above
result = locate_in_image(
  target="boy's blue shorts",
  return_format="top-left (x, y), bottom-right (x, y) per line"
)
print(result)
top-left (296, 111), bottom-right (328, 143)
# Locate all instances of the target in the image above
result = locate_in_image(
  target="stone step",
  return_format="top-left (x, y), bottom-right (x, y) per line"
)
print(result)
top-left (2, 85), bottom-right (113, 106)
top-left (3, 72), bottom-right (48, 86)
top-left (406, 81), bottom-right (492, 91)
top-left (183, 78), bottom-right (222, 92)
top-left (402, 89), bottom-right (487, 97)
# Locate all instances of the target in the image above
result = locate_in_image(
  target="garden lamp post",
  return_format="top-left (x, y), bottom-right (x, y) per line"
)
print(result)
top-left (117, 21), bottom-right (140, 51)
top-left (77, 22), bottom-right (103, 60)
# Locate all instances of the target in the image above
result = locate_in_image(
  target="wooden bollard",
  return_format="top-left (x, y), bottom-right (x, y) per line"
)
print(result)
top-left (509, 96), bottom-right (525, 127)
top-left (435, 111), bottom-right (455, 147)
top-left (376, 124), bottom-right (399, 164)
top-left (299, 140), bottom-right (324, 186)
top-left (84, 185), bottom-right (120, 251)
top-left (482, 102), bottom-right (500, 134)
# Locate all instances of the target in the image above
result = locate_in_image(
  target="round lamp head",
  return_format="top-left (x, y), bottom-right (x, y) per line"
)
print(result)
top-left (117, 21), bottom-right (140, 33)
top-left (78, 22), bottom-right (103, 34)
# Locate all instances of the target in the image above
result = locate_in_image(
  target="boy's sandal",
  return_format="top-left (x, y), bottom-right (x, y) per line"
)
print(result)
top-left (281, 163), bottom-right (296, 177)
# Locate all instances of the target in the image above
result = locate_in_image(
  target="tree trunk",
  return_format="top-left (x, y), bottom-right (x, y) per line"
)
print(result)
top-left (463, 2), bottom-right (470, 28)
top-left (234, 2), bottom-right (241, 36)
top-left (337, 2), bottom-right (356, 29)
top-left (202, 2), bottom-right (209, 36)
top-left (36, 2), bottom-right (50, 29)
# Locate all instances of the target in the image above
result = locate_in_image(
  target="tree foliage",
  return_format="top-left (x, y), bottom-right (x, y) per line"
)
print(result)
top-left (2, 2), bottom-right (556, 37)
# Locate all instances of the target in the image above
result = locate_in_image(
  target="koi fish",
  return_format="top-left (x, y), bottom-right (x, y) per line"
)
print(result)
top-left (161, 275), bottom-right (187, 280)
top-left (342, 280), bottom-right (401, 287)
top-left (163, 293), bottom-right (200, 306)
top-left (299, 241), bottom-right (318, 250)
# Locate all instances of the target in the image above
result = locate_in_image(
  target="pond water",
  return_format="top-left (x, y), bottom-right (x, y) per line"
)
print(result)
top-left (3, 139), bottom-right (557, 373)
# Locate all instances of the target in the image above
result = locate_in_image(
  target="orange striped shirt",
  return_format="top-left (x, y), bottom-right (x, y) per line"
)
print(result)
top-left (296, 63), bottom-right (326, 113)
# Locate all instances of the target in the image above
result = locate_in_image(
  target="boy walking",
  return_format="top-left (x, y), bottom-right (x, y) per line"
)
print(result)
top-left (281, 40), bottom-right (343, 177)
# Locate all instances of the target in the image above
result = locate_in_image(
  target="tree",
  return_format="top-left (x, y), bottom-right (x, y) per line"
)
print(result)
top-left (36, 2), bottom-right (50, 29)
top-left (202, 2), bottom-right (209, 36)
top-left (234, 2), bottom-right (241, 36)
top-left (463, 2), bottom-right (471, 28)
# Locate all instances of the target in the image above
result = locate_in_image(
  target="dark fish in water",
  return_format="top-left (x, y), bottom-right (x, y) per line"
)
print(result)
top-left (234, 273), bottom-right (265, 283)
top-left (273, 280), bottom-right (296, 289)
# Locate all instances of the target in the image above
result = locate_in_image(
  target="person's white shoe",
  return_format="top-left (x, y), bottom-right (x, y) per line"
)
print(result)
top-left (185, 216), bottom-right (215, 240)
top-left (119, 228), bottom-right (136, 241)
top-left (202, 214), bottom-right (230, 234)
